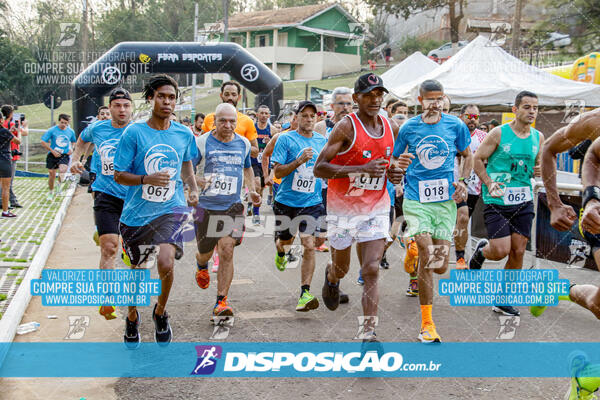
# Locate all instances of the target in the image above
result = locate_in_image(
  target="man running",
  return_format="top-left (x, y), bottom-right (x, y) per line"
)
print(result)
top-left (41, 114), bottom-right (76, 200)
top-left (469, 91), bottom-right (544, 317)
top-left (71, 88), bottom-right (133, 320)
top-left (114, 74), bottom-right (199, 347)
top-left (193, 113), bottom-right (205, 136)
top-left (250, 105), bottom-right (272, 225)
top-left (314, 73), bottom-right (409, 340)
top-left (193, 103), bottom-right (260, 318)
top-left (453, 104), bottom-right (487, 269)
top-left (392, 79), bottom-right (472, 343)
top-left (271, 101), bottom-right (327, 311)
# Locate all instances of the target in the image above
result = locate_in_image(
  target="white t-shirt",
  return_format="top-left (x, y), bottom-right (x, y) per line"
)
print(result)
top-left (454, 128), bottom-right (487, 195)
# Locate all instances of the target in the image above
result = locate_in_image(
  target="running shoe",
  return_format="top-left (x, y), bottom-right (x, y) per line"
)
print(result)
top-left (45, 192), bottom-right (54, 202)
top-left (246, 205), bottom-right (252, 217)
top-left (1, 211), bottom-right (16, 218)
top-left (316, 243), bottom-right (329, 252)
top-left (356, 272), bottom-right (364, 286)
top-left (286, 250), bottom-right (298, 262)
top-left (404, 238), bottom-right (418, 274)
top-left (455, 257), bottom-right (468, 270)
top-left (123, 311), bottom-right (141, 349)
top-left (152, 303), bottom-right (172, 346)
top-left (380, 254), bottom-right (390, 269)
top-left (565, 377), bottom-right (598, 400)
top-left (196, 264), bottom-right (210, 289)
top-left (469, 239), bottom-right (488, 270)
top-left (418, 322), bottom-right (441, 343)
top-left (339, 291), bottom-right (349, 304)
top-left (93, 230), bottom-right (100, 246)
top-left (275, 253), bottom-right (287, 271)
top-left (322, 263), bottom-right (340, 311)
top-left (492, 305), bottom-right (520, 316)
top-left (99, 305), bottom-right (117, 320)
top-left (530, 305), bottom-right (547, 317)
top-left (120, 238), bottom-right (131, 267)
top-left (267, 194), bottom-right (273, 206)
top-left (406, 279), bottom-right (419, 297)
top-left (252, 214), bottom-right (260, 225)
top-left (213, 296), bottom-right (234, 317)
top-left (296, 290), bottom-right (319, 312)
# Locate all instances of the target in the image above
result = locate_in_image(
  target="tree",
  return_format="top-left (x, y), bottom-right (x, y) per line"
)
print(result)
top-left (364, 0), bottom-right (466, 44)
top-left (538, 0), bottom-right (600, 53)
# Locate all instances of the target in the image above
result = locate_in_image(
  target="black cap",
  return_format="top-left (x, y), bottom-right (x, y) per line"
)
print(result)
top-left (109, 87), bottom-right (132, 103)
top-left (294, 100), bottom-right (318, 114)
top-left (354, 73), bottom-right (388, 94)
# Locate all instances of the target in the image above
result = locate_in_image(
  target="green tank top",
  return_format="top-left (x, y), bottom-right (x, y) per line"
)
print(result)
top-left (482, 123), bottom-right (540, 206)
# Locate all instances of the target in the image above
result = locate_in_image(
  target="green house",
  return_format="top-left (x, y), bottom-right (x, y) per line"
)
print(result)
top-left (216, 3), bottom-right (365, 80)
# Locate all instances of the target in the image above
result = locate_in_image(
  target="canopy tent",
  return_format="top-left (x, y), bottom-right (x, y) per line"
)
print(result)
top-left (381, 51), bottom-right (439, 87)
top-left (388, 36), bottom-right (600, 107)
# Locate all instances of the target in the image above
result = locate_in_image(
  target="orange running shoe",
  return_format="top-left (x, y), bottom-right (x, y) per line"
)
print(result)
top-left (213, 296), bottom-right (234, 316)
top-left (196, 265), bottom-right (210, 289)
top-left (404, 238), bottom-right (418, 274)
top-left (418, 322), bottom-right (441, 343)
top-left (455, 257), bottom-right (468, 270)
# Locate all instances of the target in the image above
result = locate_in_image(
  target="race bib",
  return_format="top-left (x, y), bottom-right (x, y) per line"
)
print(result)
top-left (142, 180), bottom-right (175, 203)
top-left (101, 156), bottom-right (114, 176)
top-left (206, 174), bottom-right (238, 196)
top-left (503, 186), bottom-right (531, 205)
top-left (352, 174), bottom-right (385, 191)
top-left (257, 151), bottom-right (263, 163)
top-left (418, 178), bottom-right (449, 203)
top-left (292, 172), bottom-right (315, 193)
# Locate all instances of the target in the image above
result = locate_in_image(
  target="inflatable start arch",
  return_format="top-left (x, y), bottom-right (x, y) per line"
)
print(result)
top-left (72, 41), bottom-right (284, 134)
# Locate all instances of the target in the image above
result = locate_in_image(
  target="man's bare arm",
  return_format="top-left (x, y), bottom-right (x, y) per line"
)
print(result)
top-left (473, 127), bottom-right (501, 188)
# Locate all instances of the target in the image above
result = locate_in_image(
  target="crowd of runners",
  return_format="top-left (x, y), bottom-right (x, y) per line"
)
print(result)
top-left (11, 71), bottom-right (600, 398)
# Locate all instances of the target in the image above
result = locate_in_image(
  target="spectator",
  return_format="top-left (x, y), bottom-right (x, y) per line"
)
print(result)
top-left (316, 104), bottom-right (327, 123)
top-left (193, 112), bottom-right (205, 136)
top-left (0, 105), bottom-right (25, 208)
top-left (479, 122), bottom-right (489, 133)
top-left (0, 112), bottom-right (17, 217)
top-left (384, 46), bottom-right (392, 67)
top-left (390, 101), bottom-right (408, 118)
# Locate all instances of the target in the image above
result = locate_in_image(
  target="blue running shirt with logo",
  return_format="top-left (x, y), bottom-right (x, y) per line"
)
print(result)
top-left (80, 119), bottom-right (129, 199)
top-left (195, 133), bottom-right (251, 211)
top-left (114, 121), bottom-right (198, 226)
top-left (392, 113), bottom-right (470, 203)
top-left (41, 125), bottom-right (76, 155)
top-left (271, 130), bottom-right (327, 207)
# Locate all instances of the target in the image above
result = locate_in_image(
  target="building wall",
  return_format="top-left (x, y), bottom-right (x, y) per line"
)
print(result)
top-left (295, 51), bottom-right (360, 80)
top-left (302, 7), bottom-right (352, 33)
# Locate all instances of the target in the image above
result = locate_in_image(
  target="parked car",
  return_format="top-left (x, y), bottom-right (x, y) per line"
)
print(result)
top-left (543, 32), bottom-right (571, 49)
top-left (427, 41), bottom-right (469, 60)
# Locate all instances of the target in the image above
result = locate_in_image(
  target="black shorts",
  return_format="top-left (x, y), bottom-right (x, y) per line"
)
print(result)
top-left (46, 153), bottom-right (70, 170)
top-left (0, 159), bottom-right (11, 178)
top-left (194, 203), bottom-right (245, 254)
top-left (484, 201), bottom-right (534, 239)
top-left (321, 187), bottom-right (328, 212)
top-left (119, 213), bottom-right (187, 266)
top-left (273, 201), bottom-right (326, 241)
top-left (252, 164), bottom-right (264, 187)
top-left (93, 191), bottom-right (124, 236)
top-left (389, 206), bottom-right (395, 227)
top-left (457, 194), bottom-right (480, 217)
top-left (394, 194), bottom-right (404, 219)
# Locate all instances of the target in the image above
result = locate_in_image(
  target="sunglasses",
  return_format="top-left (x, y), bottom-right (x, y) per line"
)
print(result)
top-left (465, 113), bottom-right (479, 120)
top-left (317, 111), bottom-right (326, 116)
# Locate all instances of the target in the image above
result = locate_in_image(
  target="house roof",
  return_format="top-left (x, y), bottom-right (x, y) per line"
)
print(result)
top-left (226, 3), bottom-right (357, 32)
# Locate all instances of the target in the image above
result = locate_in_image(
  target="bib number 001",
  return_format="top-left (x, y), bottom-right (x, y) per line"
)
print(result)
top-left (207, 175), bottom-right (238, 196)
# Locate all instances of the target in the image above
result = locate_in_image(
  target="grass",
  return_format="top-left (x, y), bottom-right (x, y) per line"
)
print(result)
top-left (0, 294), bottom-right (6, 301)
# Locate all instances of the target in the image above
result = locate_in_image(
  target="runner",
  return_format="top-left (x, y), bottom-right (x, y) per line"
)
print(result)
top-left (469, 91), bottom-right (544, 317)
top-left (41, 114), bottom-right (77, 200)
top-left (250, 105), bottom-right (272, 225)
top-left (70, 88), bottom-right (133, 320)
top-left (314, 73), bottom-right (409, 340)
top-left (453, 104), bottom-right (487, 269)
top-left (392, 79), bottom-right (472, 343)
top-left (193, 103), bottom-right (260, 318)
top-left (271, 100), bottom-right (327, 311)
top-left (113, 74), bottom-right (199, 347)
top-left (193, 113), bottom-right (205, 136)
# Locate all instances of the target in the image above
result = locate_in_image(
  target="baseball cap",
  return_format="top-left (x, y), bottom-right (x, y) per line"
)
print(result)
top-left (109, 87), bottom-right (132, 103)
top-left (294, 100), bottom-right (317, 114)
top-left (354, 73), bottom-right (388, 94)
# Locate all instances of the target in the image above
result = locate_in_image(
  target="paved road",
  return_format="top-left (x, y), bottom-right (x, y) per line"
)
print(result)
top-left (2, 187), bottom-right (600, 399)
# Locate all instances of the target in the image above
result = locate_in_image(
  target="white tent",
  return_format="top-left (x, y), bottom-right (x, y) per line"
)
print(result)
top-left (389, 36), bottom-right (600, 106)
top-left (381, 51), bottom-right (439, 88)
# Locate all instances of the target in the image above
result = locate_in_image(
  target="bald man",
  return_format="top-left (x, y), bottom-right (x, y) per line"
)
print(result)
top-left (193, 103), bottom-right (261, 319)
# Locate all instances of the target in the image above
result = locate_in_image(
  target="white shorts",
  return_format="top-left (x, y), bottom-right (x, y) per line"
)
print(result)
top-left (326, 214), bottom-right (390, 250)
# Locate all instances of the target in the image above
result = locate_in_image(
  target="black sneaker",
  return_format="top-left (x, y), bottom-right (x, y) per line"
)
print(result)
top-left (152, 303), bottom-right (172, 346)
top-left (286, 251), bottom-right (298, 263)
top-left (492, 305), bottom-right (520, 316)
top-left (322, 264), bottom-right (340, 311)
top-left (380, 255), bottom-right (389, 269)
top-left (123, 311), bottom-right (141, 349)
top-left (469, 239), bottom-right (488, 270)
top-left (10, 203), bottom-right (23, 208)
top-left (339, 290), bottom-right (349, 304)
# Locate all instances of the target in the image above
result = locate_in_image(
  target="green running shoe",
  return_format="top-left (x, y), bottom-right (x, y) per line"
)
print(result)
top-left (530, 305), bottom-right (547, 317)
top-left (296, 290), bottom-right (319, 312)
top-left (275, 253), bottom-right (287, 271)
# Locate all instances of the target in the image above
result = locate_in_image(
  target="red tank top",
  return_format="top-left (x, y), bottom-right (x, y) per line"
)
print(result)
top-left (327, 113), bottom-right (394, 217)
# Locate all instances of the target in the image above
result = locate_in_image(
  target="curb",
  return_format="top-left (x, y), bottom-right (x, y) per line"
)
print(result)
top-left (0, 182), bottom-right (77, 360)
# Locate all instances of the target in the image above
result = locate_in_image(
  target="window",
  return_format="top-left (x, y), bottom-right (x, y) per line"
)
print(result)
top-left (325, 36), bottom-right (335, 52)
top-left (231, 36), bottom-right (244, 46)
top-left (277, 32), bottom-right (288, 47)
top-left (255, 34), bottom-right (269, 47)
